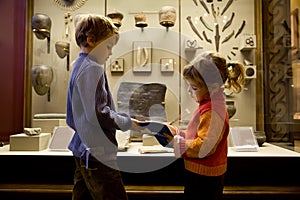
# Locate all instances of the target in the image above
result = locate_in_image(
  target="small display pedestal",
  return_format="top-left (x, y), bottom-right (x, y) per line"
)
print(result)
top-left (9, 133), bottom-right (51, 151)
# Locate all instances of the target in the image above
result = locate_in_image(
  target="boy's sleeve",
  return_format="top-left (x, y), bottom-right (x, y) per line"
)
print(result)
top-left (94, 68), bottom-right (132, 131)
top-left (76, 65), bottom-right (132, 131)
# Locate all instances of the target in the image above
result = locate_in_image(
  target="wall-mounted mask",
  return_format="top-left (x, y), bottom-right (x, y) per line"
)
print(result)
top-left (55, 41), bottom-right (70, 71)
top-left (159, 6), bottom-right (176, 29)
top-left (32, 13), bottom-right (52, 53)
top-left (31, 65), bottom-right (53, 100)
top-left (107, 11), bottom-right (124, 28)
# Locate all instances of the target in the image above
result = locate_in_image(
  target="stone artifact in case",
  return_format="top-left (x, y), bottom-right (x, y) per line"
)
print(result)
top-left (55, 41), bottom-right (70, 71)
top-left (31, 65), bottom-right (53, 97)
top-left (134, 13), bottom-right (148, 28)
top-left (107, 11), bottom-right (124, 28)
top-left (159, 6), bottom-right (176, 29)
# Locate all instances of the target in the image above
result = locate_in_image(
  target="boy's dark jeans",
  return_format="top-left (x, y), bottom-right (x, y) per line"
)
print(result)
top-left (72, 156), bottom-right (128, 200)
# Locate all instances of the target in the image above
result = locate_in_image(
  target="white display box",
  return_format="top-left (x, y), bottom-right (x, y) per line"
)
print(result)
top-left (10, 133), bottom-right (51, 151)
top-left (48, 126), bottom-right (74, 151)
top-left (230, 127), bottom-right (259, 152)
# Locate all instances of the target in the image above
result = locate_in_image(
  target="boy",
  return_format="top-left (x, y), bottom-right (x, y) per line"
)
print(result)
top-left (66, 14), bottom-right (140, 200)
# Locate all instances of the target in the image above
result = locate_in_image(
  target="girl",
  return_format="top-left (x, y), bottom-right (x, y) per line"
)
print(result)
top-left (169, 51), bottom-right (245, 200)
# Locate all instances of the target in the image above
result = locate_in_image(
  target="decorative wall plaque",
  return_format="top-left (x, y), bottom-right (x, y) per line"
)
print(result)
top-left (160, 58), bottom-right (175, 72)
top-left (132, 41), bottom-right (152, 72)
top-left (110, 58), bottom-right (124, 73)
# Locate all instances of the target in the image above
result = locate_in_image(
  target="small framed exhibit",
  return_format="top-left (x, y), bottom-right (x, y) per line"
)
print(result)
top-left (110, 58), bottom-right (124, 73)
top-left (132, 41), bottom-right (152, 72)
top-left (160, 58), bottom-right (175, 72)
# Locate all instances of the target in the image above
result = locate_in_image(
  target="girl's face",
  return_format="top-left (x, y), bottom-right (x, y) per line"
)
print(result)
top-left (186, 78), bottom-right (208, 102)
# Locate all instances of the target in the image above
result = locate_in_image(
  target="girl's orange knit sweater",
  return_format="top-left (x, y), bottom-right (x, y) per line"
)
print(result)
top-left (179, 89), bottom-right (229, 176)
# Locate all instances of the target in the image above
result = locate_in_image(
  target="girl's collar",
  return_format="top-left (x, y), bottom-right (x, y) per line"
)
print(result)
top-left (197, 88), bottom-right (224, 103)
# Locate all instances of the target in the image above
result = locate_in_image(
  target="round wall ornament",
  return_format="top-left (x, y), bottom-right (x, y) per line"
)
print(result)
top-left (52, 0), bottom-right (88, 11)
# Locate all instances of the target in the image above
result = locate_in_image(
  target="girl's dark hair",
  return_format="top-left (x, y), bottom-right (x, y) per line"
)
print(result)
top-left (183, 51), bottom-right (245, 93)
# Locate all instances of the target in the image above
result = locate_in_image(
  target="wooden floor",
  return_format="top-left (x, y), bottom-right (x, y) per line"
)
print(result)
top-left (1, 184), bottom-right (300, 200)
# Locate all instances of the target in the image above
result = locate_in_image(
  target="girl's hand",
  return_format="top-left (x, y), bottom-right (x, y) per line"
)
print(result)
top-left (167, 124), bottom-right (179, 136)
top-left (173, 134), bottom-right (183, 158)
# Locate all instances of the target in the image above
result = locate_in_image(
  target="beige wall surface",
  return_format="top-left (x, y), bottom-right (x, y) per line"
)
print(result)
top-left (180, 0), bottom-right (256, 126)
top-left (31, 0), bottom-right (257, 128)
top-left (32, 0), bottom-right (105, 115)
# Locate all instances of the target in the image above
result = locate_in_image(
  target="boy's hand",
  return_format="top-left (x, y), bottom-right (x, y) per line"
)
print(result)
top-left (130, 118), bottom-right (145, 131)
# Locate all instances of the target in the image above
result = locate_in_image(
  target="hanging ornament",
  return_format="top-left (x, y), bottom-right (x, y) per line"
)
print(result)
top-left (52, 0), bottom-right (88, 11)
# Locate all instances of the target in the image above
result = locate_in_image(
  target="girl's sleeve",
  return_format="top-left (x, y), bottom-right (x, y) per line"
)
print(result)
top-left (179, 110), bottom-right (226, 158)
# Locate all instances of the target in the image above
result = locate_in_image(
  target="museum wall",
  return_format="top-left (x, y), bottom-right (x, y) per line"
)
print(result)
top-left (31, 0), bottom-right (257, 128)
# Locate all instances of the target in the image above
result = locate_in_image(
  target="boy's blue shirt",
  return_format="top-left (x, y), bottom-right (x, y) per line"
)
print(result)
top-left (66, 53), bottom-right (132, 162)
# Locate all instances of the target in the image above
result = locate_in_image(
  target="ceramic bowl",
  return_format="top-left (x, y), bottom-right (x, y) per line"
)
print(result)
top-left (254, 131), bottom-right (266, 147)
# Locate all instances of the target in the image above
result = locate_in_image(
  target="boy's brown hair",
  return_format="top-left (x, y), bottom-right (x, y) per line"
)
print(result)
top-left (75, 14), bottom-right (119, 48)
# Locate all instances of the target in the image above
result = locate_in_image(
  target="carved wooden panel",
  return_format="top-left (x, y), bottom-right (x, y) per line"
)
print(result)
top-left (263, 0), bottom-right (293, 142)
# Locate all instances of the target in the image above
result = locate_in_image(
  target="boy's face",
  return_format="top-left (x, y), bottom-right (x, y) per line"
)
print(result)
top-left (92, 36), bottom-right (117, 65)
top-left (186, 78), bottom-right (208, 102)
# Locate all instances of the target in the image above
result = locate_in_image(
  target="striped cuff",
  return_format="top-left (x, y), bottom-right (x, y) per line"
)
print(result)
top-left (180, 138), bottom-right (187, 156)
